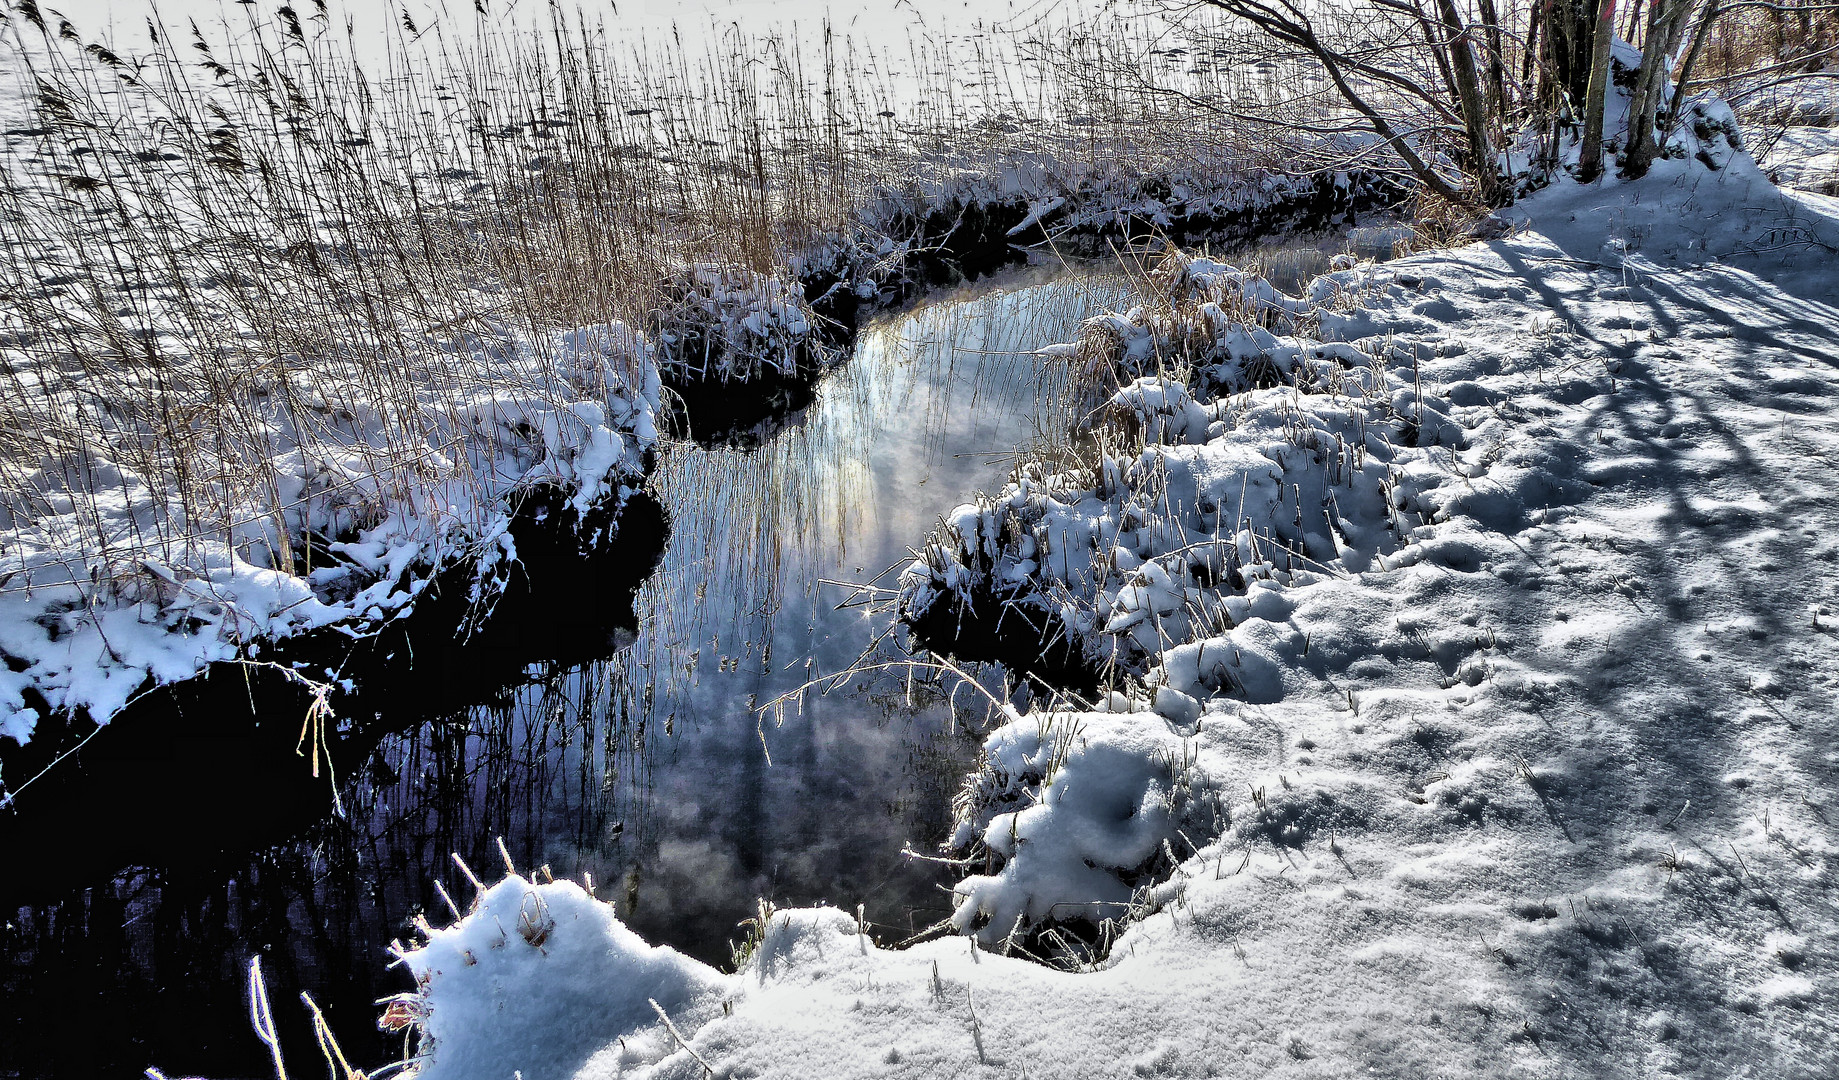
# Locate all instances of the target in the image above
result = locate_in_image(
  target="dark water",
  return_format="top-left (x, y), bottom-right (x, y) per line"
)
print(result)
top-left (0, 262), bottom-right (1127, 1079)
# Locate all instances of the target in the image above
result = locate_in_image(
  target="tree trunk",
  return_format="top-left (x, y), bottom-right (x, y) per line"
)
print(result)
top-left (1476, 0), bottom-right (1511, 125)
top-left (1578, 0), bottom-right (1617, 181)
top-left (1432, 0), bottom-right (1502, 201)
top-left (1543, 0), bottom-right (1602, 112)
top-left (1413, 0), bottom-right (1464, 119)
top-left (1524, 0), bottom-right (1546, 91)
top-left (1623, 0), bottom-right (1648, 41)
top-left (1662, 1), bottom-right (1723, 139)
top-left (1623, 0), bottom-right (1699, 178)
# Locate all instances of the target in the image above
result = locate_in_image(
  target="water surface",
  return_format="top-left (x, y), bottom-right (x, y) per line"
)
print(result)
top-left (0, 260), bottom-right (1126, 1079)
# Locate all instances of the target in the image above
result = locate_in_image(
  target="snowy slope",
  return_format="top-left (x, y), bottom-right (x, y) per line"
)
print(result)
top-left (378, 148), bottom-right (1839, 1080)
top-left (1760, 120), bottom-right (1839, 196)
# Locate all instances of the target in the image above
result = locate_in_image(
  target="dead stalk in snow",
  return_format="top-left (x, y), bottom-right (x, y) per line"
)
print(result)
top-left (248, 957), bottom-right (289, 1080)
top-left (649, 999), bottom-right (716, 1078)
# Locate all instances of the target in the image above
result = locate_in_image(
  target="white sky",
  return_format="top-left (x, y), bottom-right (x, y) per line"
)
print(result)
top-left (28, 0), bottom-right (1094, 49)
top-left (4, 0), bottom-right (1111, 110)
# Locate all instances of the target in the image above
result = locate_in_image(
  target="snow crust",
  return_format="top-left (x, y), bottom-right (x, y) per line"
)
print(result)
top-left (397, 134), bottom-right (1839, 1078)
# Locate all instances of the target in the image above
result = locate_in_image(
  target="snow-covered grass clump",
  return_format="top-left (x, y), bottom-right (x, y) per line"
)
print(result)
top-left (654, 263), bottom-right (833, 383)
top-left (0, 323), bottom-right (661, 746)
top-left (947, 705), bottom-right (1227, 950)
top-left (898, 252), bottom-right (1461, 688)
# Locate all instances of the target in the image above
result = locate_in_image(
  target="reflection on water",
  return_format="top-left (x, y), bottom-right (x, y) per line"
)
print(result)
top-left (0, 262), bottom-right (1127, 1078)
top-left (586, 263), bottom-right (1121, 952)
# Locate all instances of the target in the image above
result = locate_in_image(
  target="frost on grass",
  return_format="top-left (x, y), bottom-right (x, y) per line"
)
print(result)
top-left (0, 324), bottom-right (661, 746)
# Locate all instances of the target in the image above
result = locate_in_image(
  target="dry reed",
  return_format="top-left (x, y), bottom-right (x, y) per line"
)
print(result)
top-left (0, 0), bottom-right (1338, 736)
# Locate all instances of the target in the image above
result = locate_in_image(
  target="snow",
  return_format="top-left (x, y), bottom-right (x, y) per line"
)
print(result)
top-left (0, 323), bottom-right (661, 748)
top-left (1749, 73), bottom-right (1839, 197)
top-left (387, 124), bottom-right (1839, 1078)
top-left (1763, 125), bottom-right (1839, 194)
top-left (398, 873), bottom-right (729, 1080)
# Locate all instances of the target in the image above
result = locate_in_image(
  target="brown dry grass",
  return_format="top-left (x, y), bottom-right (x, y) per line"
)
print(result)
top-left (0, 0), bottom-right (1336, 618)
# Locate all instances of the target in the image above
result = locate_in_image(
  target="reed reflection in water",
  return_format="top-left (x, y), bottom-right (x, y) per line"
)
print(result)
top-left (363, 261), bottom-right (1132, 958)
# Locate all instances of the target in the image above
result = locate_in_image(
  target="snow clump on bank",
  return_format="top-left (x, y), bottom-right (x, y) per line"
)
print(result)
top-left (898, 252), bottom-right (1461, 686)
top-left (653, 263), bottom-right (833, 383)
top-left (0, 324), bottom-right (661, 746)
top-left (394, 872), bottom-right (728, 1080)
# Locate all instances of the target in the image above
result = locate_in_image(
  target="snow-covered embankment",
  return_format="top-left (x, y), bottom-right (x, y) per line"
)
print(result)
top-left (0, 325), bottom-right (661, 751)
top-left (394, 134), bottom-right (1837, 1078)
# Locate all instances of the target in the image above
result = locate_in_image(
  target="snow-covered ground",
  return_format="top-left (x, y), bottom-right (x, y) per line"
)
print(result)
top-left (381, 137), bottom-right (1839, 1079)
top-left (0, 320), bottom-right (661, 749)
top-left (1764, 124), bottom-right (1839, 194)
top-left (1744, 74), bottom-right (1839, 196)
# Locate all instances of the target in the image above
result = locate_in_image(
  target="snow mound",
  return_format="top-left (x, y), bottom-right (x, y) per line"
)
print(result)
top-left (401, 874), bottom-right (729, 1080)
top-left (948, 707), bottom-right (1226, 949)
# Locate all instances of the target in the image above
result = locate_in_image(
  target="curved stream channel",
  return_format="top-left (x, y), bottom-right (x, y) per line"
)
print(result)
top-left (0, 262), bottom-right (1129, 1078)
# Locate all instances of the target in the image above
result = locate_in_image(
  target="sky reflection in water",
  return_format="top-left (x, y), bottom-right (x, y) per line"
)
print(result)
top-left (368, 262), bottom-right (1129, 964)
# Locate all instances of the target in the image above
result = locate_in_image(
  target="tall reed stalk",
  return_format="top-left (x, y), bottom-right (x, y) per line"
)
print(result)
top-left (0, 0), bottom-right (1323, 736)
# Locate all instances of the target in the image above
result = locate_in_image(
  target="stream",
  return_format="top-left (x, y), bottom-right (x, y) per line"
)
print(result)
top-left (0, 261), bottom-right (1128, 1079)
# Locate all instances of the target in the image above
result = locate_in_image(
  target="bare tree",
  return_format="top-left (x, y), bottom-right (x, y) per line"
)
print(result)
top-left (1143, 0), bottom-right (1829, 204)
top-left (1192, 0), bottom-right (1523, 204)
